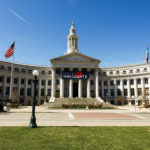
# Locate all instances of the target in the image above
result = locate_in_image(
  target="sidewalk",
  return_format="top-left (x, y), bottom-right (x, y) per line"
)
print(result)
top-left (1, 105), bottom-right (150, 127)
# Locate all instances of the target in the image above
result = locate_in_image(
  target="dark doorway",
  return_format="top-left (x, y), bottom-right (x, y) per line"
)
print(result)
top-left (73, 82), bottom-right (78, 97)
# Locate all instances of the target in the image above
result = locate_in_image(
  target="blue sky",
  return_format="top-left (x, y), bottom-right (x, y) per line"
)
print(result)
top-left (0, 0), bottom-right (150, 67)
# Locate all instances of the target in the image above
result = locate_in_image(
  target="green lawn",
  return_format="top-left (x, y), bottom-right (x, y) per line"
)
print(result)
top-left (0, 127), bottom-right (150, 150)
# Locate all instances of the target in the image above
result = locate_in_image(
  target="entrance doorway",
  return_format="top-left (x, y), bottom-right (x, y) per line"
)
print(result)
top-left (73, 82), bottom-right (78, 97)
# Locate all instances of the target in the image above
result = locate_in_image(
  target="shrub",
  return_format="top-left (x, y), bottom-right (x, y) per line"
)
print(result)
top-left (144, 104), bottom-right (150, 108)
top-left (61, 104), bottom-right (102, 109)
top-left (10, 104), bottom-right (20, 108)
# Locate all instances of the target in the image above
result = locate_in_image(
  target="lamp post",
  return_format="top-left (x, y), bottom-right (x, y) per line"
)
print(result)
top-left (29, 70), bottom-right (39, 128)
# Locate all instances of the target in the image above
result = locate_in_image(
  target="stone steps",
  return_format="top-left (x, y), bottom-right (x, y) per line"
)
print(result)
top-left (46, 98), bottom-right (101, 108)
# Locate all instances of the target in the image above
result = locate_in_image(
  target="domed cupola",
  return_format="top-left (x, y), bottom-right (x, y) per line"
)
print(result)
top-left (67, 22), bottom-right (78, 54)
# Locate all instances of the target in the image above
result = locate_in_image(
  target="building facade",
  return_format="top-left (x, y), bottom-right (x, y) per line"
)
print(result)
top-left (0, 22), bottom-right (150, 105)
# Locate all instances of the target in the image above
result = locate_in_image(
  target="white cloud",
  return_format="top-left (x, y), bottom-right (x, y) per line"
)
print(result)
top-left (7, 8), bottom-right (31, 25)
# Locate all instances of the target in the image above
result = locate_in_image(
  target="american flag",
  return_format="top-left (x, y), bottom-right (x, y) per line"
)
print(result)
top-left (4, 42), bottom-right (15, 59)
top-left (146, 46), bottom-right (149, 64)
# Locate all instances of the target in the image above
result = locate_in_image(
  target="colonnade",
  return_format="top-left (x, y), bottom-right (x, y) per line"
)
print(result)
top-left (51, 68), bottom-right (99, 98)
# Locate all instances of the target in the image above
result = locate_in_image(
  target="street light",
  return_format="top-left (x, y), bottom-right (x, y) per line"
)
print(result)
top-left (29, 70), bottom-right (39, 128)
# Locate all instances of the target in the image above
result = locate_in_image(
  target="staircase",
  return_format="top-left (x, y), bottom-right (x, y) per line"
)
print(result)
top-left (47, 98), bottom-right (101, 108)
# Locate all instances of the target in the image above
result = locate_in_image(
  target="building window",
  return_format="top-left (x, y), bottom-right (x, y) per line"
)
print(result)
top-left (144, 68), bottom-right (147, 72)
top-left (110, 89), bottom-right (114, 96)
top-left (110, 81), bottom-right (114, 86)
top-left (0, 87), bottom-right (2, 95)
top-left (28, 70), bottom-right (32, 74)
top-left (48, 80), bottom-right (51, 86)
top-left (99, 89), bottom-right (102, 97)
top-left (117, 80), bottom-right (120, 85)
top-left (104, 89), bottom-right (108, 96)
top-left (145, 88), bottom-right (149, 96)
top-left (117, 89), bottom-right (121, 96)
top-left (41, 71), bottom-right (45, 74)
top-left (0, 76), bottom-right (3, 82)
top-left (131, 88), bottom-right (134, 96)
top-left (56, 70), bottom-right (60, 74)
top-left (48, 71), bottom-right (51, 74)
top-left (56, 79), bottom-right (59, 85)
top-left (103, 72), bottom-right (106, 75)
top-left (14, 78), bottom-right (18, 84)
top-left (130, 70), bottom-right (133, 73)
top-left (7, 77), bottom-right (10, 83)
top-left (104, 81), bottom-right (107, 86)
top-left (27, 88), bottom-right (31, 96)
top-left (116, 71), bottom-right (119, 74)
top-left (8, 67), bottom-right (11, 71)
top-left (21, 79), bottom-right (24, 84)
top-left (0, 65), bottom-right (5, 70)
top-left (90, 80), bottom-right (94, 86)
top-left (21, 69), bottom-right (26, 73)
top-left (110, 71), bottom-right (113, 75)
top-left (130, 79), bottom-right (134, 85)
top-left (137, 79), bottom-right (141, 84)
top-left (47, 89), bottom-right (51, 96)
top-left (41, 89), bottom-right (45, 96)
top-left (20, 88), bottom-right (24, 96)
top-left (137, 69), bottom-right (140, 73)
top-left (98, 72), bottom-right (101, 75)
top-left (41, 80), bottom-right (45, 86)
top-left (138, 88), bottom-right (142, 96)
top-left (124, 89), bottom-right (128, 96)
top-left (123, 80), bottom-right (127, 85)
top-left (5, 87), bottom-right (10, 95)
top-left (123, 71), bottom-right (126, 74)
top-left (28, 79), bottom-right (32, 85)
top-left (99, 81), bottom-right (101, 86)
top-left (90, 70), bottom-right (94, 74)
top-left (14, 68), bottom-right (19, 72)
top-left (144, 78), bottom-right (148, 84)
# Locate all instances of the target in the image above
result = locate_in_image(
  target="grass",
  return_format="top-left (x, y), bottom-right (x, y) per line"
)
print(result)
top-left (0, 127), bottom-right (150, 150)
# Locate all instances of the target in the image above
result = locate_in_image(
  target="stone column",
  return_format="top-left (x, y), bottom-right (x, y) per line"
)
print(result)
top-left (78, 79), bottom-right (82, 98)
top-left (31, 79), bottom-right (34, 97)
top-left (101, 80), bottom-right (104, 98)
top-left (127, 79), bottom-right (131, 98)
top-left (17, 78), bottom-right (20, 96)
top-left (38, 79), bottom-right (41, 97)
top-left (45, 80), bottom-right (47, 97)
top-left (95, 69), bottom-right (99, 98)
top-left (3, 76), bottom-right (6, 97)
top-left (78, 68), bottom-right (82, 98)
top-left (87, 69), bottom-right (91, 98)
top-left (60, 68), bottom-right (64, 98)
top-left (114, 79), bottom-right (117, 97)
top-left (24, 78), bottom-right (28, 97)
top-left (141, 78), bottom-right (145, 97)
top-left (87, 70), bottom-right (91, 98)
top-left (134, 78), bottom-right (138, 98)
top-left (149, 78), bottom-right (150, 103)
top-left (120, 79), bottom-right (124, 105)
top-left (51, 68), bottom-right (56, 98)
top-left (69, 79), bottom-right (73, 98)
top-left (127, 79), bottom-right (131, 106)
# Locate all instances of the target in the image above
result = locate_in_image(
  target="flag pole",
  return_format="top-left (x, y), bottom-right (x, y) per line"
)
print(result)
top-left (9, 41), bottom-right (15, 101)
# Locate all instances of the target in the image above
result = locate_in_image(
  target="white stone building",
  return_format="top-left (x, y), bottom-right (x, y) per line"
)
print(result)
top-left (0, 22), bottom-right (150, 105)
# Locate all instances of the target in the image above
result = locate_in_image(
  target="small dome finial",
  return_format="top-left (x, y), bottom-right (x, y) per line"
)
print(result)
top-left (72, 21), bottom-right (74, 26)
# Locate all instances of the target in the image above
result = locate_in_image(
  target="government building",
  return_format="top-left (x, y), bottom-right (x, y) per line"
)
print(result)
top-left (0, 22), bottom-right (150, 105)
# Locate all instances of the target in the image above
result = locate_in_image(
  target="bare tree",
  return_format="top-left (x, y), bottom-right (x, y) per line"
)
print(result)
top-left (11, 88), bottom-right (19, 104)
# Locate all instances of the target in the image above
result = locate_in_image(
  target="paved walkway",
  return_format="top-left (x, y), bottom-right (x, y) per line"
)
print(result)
top-left (0, 106), bottom-right (150, 126)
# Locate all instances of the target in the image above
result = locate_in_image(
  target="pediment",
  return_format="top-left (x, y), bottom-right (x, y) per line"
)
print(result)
top-left (51, 52), bottom-right (100, 64)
